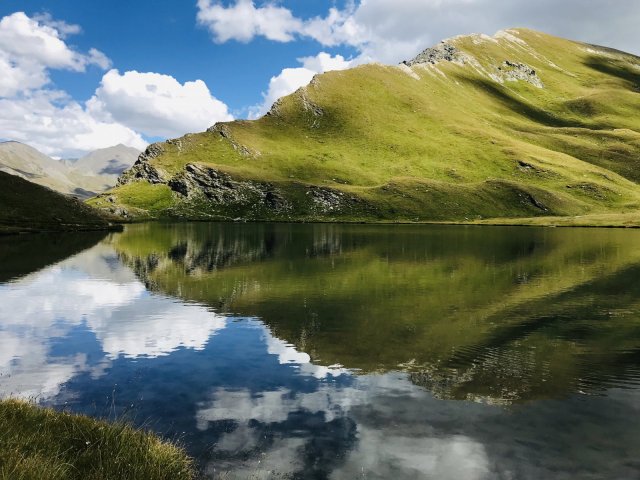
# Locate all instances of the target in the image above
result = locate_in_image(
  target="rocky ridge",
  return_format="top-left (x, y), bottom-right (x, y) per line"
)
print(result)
top-left (402, 32), bottom-right (544, 88)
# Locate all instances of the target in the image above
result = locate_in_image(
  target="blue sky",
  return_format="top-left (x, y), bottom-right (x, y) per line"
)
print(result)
top-left (0, 0), bottom-right (356, 112)
top-left (1, 0), bottom-right (639, 157)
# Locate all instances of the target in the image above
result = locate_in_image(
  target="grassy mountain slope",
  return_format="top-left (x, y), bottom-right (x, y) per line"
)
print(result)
top-left (0, 142), bottom-right (115, 199)
top-left (91, 29), bottom-right (640, 223)
top-left (0, 171), bottom-right (116, 234)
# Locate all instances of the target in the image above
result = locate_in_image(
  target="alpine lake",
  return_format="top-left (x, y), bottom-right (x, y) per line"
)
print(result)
top-left (1, 222), bottom-right (640, 479)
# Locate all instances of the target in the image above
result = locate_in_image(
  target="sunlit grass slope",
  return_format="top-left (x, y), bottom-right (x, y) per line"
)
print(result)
top-left (0, 399), bottom-right (195, 480)
top-left (91, 29), bottom-right (640, 223)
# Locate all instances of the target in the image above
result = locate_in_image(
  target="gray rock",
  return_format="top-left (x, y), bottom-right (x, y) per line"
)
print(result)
top-left (498, 60), bottom-right (544, 88)
top-left (403, 42), bottom-right (468, 66)
top-left (168, 163), bottom-right (291, 213)
top-left (307, 186), bottom-right (346, 213)
top-left (118, 143), bottom-right (166, 185)
top-left (118, 160), bottom-right (164, 185)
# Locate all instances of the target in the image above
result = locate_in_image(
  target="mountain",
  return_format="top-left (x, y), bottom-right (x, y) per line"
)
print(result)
top-left (0, 142), bottom-right (140, 199)
top-left (90, 29), bottom-right (640, 225)
top-left (0, 171), bottom-right (117, 234)
top-left (73, 144), bottom-right (140, 177)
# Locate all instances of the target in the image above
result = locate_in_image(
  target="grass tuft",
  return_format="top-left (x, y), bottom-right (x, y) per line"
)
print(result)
top-left (0, 399), bottom-right (196, 480)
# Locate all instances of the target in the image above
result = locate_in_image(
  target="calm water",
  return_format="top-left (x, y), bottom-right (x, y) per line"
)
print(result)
top-left (1, 223), bottom-right (640, 479)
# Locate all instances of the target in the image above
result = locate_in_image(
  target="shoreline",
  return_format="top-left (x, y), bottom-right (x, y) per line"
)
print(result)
top-left (0, 223), bottom-right (124, 236)
top-left (99, 213), bottom-right (640, 230)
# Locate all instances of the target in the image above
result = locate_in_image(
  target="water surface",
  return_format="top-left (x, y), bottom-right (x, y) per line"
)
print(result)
top-left (1, 223), bottom-right (640, 479)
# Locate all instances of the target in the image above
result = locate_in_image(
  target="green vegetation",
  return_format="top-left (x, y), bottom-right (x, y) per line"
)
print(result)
top-left (0, 171), bottom-right (118, 234)
top-left (0, 399), bottom-right (195, 480)
top-left (111, 222), bottom-right (640, 403)
top-left (91, 29), bottom-right (640, 225)
top-left (103, 182), bottom-right (175, 218)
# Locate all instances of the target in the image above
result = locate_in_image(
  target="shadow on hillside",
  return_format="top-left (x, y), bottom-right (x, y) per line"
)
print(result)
top-left (584, 55), bottom-right (640, 92)
top-left (462, 77), bottom-right (593, 129)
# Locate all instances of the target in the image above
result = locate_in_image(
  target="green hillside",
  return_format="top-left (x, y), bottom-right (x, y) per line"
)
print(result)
top-left (0, 171), bottom-right (117, 234)
top-left (90, 29), bottom-right (640, 224)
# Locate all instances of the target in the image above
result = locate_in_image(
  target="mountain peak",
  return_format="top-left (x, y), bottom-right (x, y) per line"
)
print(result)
top-left (402, 28), bottom-right (534, 66)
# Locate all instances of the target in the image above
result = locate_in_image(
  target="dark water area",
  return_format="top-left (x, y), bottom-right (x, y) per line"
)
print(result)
top-left (1, 222), bottom-right (640, 479)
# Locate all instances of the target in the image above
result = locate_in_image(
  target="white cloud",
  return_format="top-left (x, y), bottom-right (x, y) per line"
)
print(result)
top-left (0, 12), bottom-right (143, 157)
top-left (249, 52), bottom-right (353, 119)
top-left (196, 0), bottom-right (303, 43)
top-left (197, 0), bottom-right (640, 65)
top-left (0, 12), bottom-right (233, 156)
top-left (0, 90), bottom-right (147, 157)
top-left (0, 12), bottom-right (110, 97)
top-left (87, 69), bottom-right (233, 138)
top-left (32, 12), bottom-right (82, 38)
top-left (299, 51), bottom-right (354, 72)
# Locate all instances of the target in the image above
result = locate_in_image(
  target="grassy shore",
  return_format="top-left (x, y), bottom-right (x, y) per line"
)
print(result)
top-left (0, 399), bottom-right (195, 480)
top-left (470, 212), bottom-right (640, 228)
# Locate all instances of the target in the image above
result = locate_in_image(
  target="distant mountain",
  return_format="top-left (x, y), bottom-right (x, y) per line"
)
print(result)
top-left (0, 142), bottom-right (140, 199)
top-left (73, 144), bottom-right (140, 177)
top-left (0, 171), bottom-right (116, 234)
top-left (92, 28), bottom-right (640, 226)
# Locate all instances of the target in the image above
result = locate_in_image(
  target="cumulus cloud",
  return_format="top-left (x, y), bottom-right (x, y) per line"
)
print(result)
top-left (196, 0), bottom-right (303, 43)
top-left (0, 12), bottom-right (145, 156)
top-left (0, 90), bottom-right (147, 157)
top-left (0, 12), bottom-right (110, 96)
top-left (197, 0), bottom-right (640, 64)
top-left (87, 69), bottom-right (233, 138)
top-left (0, 12), bottom-right (233, 156)
top-left (249, 52), bottom-right (353, 119)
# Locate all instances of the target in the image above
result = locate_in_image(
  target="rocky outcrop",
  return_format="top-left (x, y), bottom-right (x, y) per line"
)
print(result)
top-left (168, 163), bottom-right (291, 213)
top-left (403, 42), bottom-right (472, 66)
top-left (402, 40), bottom-right (544, 88)
top-left (118, 143), bottom-right (166, 185)
top-left (497, 61), bottom-right (544, 88)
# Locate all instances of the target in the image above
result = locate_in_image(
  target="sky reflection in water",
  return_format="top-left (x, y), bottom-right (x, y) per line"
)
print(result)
top-left (1, 224), bottom-right (640, 479)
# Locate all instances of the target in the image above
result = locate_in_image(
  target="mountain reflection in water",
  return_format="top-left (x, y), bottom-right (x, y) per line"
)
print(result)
top-left (1, 223), bottom-right (640, 479)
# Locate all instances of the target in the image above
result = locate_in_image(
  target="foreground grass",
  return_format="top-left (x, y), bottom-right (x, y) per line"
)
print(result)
top-left (0, 399), bottom-right (195, 480)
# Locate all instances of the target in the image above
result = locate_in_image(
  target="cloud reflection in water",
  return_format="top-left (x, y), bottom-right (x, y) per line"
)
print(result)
top-left (0, 244), bottom-right (227, 399)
